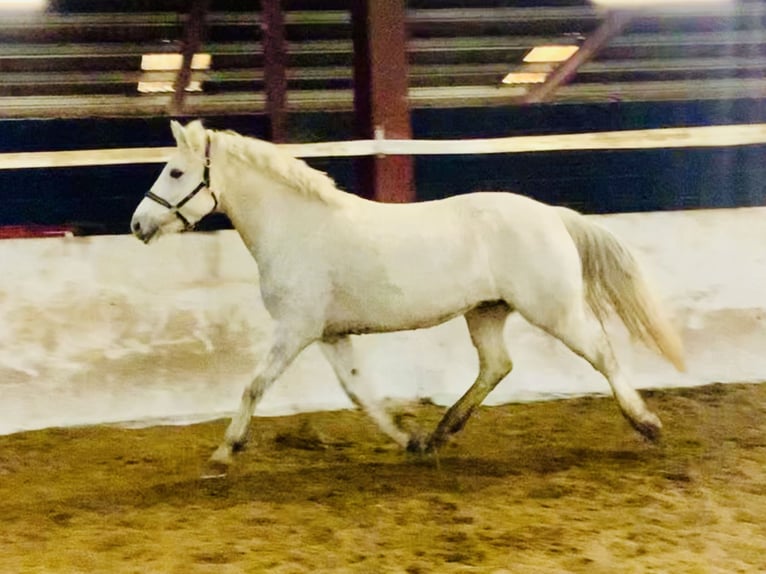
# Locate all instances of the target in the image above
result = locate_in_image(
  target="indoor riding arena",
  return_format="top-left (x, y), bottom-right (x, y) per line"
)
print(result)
top-left (2, 1), bottom-right (766, 573)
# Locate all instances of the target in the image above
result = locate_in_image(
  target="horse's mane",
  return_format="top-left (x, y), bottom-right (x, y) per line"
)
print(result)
top-left (212, 127), bottom-right (347, 205)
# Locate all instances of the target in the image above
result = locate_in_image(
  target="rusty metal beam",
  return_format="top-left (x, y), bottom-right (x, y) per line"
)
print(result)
top-left (169, 0), bottom-right (209, 116)
top-left (351, 0), bottom-right (415, 202)
top-left (260, 0), bottom-right (288, 142)
top-left (522, 11), bottom-right (630, 105)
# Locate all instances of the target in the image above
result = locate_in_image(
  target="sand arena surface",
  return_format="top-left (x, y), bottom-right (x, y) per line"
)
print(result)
top-left (1, 382), bottom-right (765, 573)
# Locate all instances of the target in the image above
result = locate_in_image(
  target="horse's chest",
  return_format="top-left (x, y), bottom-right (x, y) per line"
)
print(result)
top-left (256, 258), bottom-right (331, 320)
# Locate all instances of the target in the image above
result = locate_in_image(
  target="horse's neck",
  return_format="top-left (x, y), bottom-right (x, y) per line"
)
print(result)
top-left (218, 162), bottom-right (333, 262)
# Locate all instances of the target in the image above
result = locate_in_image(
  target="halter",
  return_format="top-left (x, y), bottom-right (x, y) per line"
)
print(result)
top-left (144, 134), bottom-right (218, 229)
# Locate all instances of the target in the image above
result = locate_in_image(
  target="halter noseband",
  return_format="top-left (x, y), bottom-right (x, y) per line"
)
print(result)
top-left (144, 134), bottom-right (218, 229)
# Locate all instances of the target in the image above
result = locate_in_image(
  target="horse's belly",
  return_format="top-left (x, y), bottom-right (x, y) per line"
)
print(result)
top-left (323, 274), bottom-right (495, 336)
top-left (324, 307), bottom-right (467, 336)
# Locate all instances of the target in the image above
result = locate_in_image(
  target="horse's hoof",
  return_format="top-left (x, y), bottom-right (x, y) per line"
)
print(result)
top-left (406, 433), bottom-right (427, 454)
top-left (407, 432), bottom-right (446, 455)
top-left (202, 445), bottom-right (235, 478)
top-left (637, 422), bottom-right (661, 443)
top-left (632, 416), bottom-right (662, 443)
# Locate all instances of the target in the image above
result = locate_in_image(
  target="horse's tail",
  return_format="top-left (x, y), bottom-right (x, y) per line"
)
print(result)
top-left (557, 207), bottom-right (685, 371)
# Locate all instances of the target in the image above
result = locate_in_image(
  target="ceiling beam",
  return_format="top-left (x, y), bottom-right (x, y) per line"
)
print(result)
top-left (4, 75), bottom-right (766, 119)
top-left (521, 11), bottom-right (630, 105)
top-left (7, 28), bottom-right (766, 68)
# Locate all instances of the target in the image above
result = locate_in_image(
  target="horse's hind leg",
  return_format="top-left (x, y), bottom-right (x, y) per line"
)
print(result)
top-left (414, 301), bottom-right (513, 453)
top-left (538, 305), bottom-right (662, 440)
top-left (320, 336), bottom-right (410, 448)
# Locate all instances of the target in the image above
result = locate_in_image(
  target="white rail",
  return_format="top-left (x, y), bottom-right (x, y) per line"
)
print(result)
top-left (1, 122), bottom-right (765, 170)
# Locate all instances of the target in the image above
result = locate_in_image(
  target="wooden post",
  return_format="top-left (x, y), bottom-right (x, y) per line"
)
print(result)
top-left (260, 0), bottom-right (288, 142)
top-left (351, 0), bottom-right (415, 202)
top-left (169, 0), bottom-right (210, 116)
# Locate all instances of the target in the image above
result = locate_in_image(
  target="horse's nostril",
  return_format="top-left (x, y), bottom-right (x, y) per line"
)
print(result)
top-left (132, 220), bottom-right (141, 234)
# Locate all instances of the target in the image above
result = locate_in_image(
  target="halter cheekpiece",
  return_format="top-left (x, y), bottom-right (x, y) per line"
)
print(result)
top-left (144, 133), bottom-right (218, 229)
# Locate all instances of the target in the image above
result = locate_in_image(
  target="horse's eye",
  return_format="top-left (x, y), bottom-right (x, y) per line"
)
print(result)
top-left (170, 168), bottom-right (184, 179)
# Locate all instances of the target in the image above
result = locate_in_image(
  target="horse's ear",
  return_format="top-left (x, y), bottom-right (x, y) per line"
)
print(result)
top-left (170, 120), bottom-right (189, 150)
top-left (183, 120), bottom-right (207, 155)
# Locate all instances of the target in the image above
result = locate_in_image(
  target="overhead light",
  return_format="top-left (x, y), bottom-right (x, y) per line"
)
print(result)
top-left (0, 0), bottom-right (46, 9)
top-left (137, 80), bottom-right (203, 94)
top-left (138, 53), bottom-right (210, 94)
top-left (501, 72), bottom-right (548, 85)
top-left (140, 53), bottom-right (211, 71)
top-left (523, 45), bottom-right (579, 63)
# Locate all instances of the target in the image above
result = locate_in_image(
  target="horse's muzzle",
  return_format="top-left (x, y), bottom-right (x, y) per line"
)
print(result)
top-left (130, 216), bottom-right (158, 244)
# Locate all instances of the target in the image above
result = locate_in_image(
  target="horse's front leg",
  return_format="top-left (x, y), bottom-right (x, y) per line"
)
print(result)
top-left (320, 336), bottom-right (410, 448)
top-left (205, 328), bottom-right (311, 477)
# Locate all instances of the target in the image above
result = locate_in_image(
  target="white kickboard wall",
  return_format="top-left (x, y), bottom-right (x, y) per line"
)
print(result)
top-left (1, 207), bottom-right (764, 434)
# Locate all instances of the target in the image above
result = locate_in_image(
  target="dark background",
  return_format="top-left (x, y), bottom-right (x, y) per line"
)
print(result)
top-left (2, 97), bottom-right (765, 235)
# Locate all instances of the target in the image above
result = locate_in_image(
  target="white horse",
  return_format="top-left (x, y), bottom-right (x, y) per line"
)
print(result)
top-left (131, 120), bottom-right (684, 477)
